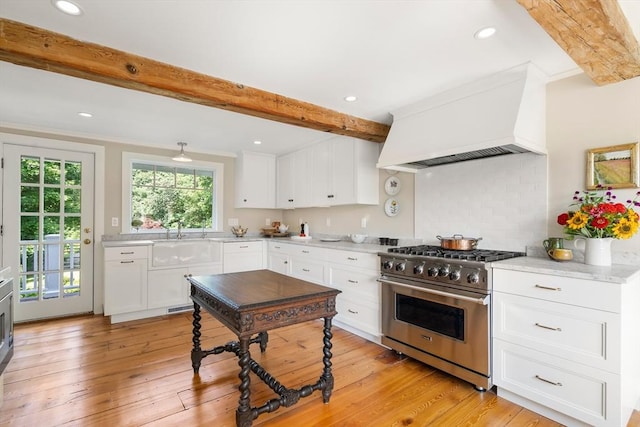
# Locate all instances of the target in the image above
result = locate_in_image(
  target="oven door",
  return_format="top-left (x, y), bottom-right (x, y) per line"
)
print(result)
top-left (0, 277), bottom-right (14, 375)
top-left (380, 276), bottom-right (490, 376)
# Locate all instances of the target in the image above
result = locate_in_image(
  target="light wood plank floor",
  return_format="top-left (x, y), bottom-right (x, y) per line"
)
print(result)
top-left (2, 313), bottom-right (639, 426)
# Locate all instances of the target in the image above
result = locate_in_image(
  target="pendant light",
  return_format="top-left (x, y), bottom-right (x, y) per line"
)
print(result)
top-left (172, 142), bottom-right (192, 162)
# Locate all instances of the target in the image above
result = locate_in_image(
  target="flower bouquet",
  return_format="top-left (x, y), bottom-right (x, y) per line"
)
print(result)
top-left (557, 186), bottom-right (640, 239)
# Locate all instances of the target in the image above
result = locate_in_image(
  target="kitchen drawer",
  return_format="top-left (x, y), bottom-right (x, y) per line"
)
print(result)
top-left (335, 295), bottom-right (380, 336)
top-left (492, 269), bottom-right (619, 312)
top-left (326, 249), bottom-right (378, 270)
top-left (328, 266), bottom-right (379, 305)
top-left (289, 258), bottom-right (325, 284)
top-left (288, 244), bottom-right (331, 260)
top-left (223, 241), bottom-right (263, 254)
top-left (104, 246), bottom-right (149, 261)
top-left (268, 241), bottom-right (294, 255)
top-left (494, 292), bottom-right (620, 372)
top-left (494, 339), bottom-right (620, 427)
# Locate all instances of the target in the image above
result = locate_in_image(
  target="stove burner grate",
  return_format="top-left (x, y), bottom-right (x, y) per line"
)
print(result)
top-left (387, 245), bottom-right (524, 262)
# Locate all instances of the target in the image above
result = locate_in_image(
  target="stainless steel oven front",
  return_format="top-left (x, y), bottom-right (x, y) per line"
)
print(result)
top-left (380, 275), bottom-right (491, 390)
top-left (0, 274), bottom-right (14, 375)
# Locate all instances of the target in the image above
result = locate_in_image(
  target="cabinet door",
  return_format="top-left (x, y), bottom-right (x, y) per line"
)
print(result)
top-left (268, 253), bottom-right (290, 275)
top-left (310, 141), bottom-right (332, 206)
top-left (276, 153), bottom-right (295, 208)
top-left (147, 268), bottom-right (189, 309)
top-left (104, 259), bottom-right (148, 315)
top-left (330, 138), bottom-right (357, 205)
top-left (235, 151), bottom-right (276, 208)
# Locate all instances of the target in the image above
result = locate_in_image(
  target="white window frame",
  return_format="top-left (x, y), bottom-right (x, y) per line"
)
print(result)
top-left (121, 152), bottom-right (224, 233)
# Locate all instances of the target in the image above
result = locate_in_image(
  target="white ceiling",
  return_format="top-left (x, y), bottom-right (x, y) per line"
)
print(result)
top-left (1, 0), bottom-right (639, 157)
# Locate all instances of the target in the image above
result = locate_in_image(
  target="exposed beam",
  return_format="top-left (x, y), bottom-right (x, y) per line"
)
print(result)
top-left (517, 0), bottom-right (640, 85)
top-left (0, 18), bottom-right (390, 143)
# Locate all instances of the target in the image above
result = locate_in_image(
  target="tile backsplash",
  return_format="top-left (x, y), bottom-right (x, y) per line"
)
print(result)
top-left (414, 152), bottom-right (547, 252)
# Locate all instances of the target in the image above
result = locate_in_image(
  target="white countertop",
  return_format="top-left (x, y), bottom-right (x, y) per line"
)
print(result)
top-left (491, 256), bottom-right (640, 284)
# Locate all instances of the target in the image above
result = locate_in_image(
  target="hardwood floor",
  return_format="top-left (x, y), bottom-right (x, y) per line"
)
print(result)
top-left (1, 313), bottom-right (638, 426)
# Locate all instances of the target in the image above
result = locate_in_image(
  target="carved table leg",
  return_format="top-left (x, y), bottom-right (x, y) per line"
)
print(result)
top-left (320, 316), bottom-right (335, 404)
top-left (236, 336), bottom-right (254, 427)
top-left (258, 331), bottom-right (269, 353)
top-left (191, 302), bottom-right (203, 374)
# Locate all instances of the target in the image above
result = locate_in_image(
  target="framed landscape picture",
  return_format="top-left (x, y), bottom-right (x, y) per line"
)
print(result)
top-left (586, 142), bottom-right (639, 189)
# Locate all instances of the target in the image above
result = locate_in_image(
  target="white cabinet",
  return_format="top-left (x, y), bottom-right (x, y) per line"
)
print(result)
top-left (311, 137), bottom-right (379, 207)
top-left (223, 241), bottom-right (264, 273)
top-left (278, 136), bottom-right (378, 208)
top-left (265, 242), bottom-right (381, 342)
top-left (147, 263), bottom-right (222, 309)
top-left (267, 241), bottom-right (291, 275)
top-left (235, 151), bottom-right (276, 208)
top-left (327, 250), bottom-right (380, 341)
top-left (492, 267), bottom-right (640, 427)
top-left (104, 246), bottom-right (148, 316)
top-left (276, 150), bottom-right (311, 209)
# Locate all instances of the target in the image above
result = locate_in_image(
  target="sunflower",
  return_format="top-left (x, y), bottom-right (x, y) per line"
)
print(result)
top-left (613, 218), bottom-right (638, 239)
top-left (567, 211), bottom-right (589, 230)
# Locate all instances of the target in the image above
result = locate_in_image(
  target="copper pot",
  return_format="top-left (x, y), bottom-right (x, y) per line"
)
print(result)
top-left (436, 234), bottom-right (482, 250)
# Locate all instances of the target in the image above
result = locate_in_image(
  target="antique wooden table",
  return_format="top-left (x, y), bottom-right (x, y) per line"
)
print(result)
top-left (187, 269), bottom-right (341, 427)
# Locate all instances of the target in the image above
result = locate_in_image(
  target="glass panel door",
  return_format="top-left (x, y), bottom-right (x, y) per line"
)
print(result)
top-left (3, 145), bottom-right (94, 321)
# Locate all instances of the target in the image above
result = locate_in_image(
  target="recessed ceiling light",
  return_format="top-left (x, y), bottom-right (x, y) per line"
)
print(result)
top-left (474, 27), bottom-right (496, 40)
top-left (52, 0), bottom-right (83, 16)
top-left (253, 140), bottom-right (262, 145)
top-left (78, 112), bottom-right (92, 118)
top-left (344, 95), bottom-right (357, 102)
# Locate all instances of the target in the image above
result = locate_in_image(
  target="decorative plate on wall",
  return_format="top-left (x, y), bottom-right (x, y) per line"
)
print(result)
top-left (384, 198), bottom-right (400, 217)
top-left (384, 176), bottom-right (401, 195)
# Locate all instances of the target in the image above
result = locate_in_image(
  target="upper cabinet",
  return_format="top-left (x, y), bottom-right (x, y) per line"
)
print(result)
top-left (310, 136), bottom-right (379, 207)
top-left (235, 151), bottom-right (276, 208)
top-left (276, 149), bottom-right (311, 209)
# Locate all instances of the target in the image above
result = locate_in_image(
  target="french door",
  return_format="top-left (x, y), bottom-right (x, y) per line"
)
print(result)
top-left (2, 144), bottom-right (95, 322)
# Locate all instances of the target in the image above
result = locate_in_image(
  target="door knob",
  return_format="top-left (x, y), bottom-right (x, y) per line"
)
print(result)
top-left (84, 227), bottom-right (92, 233)
top-left (84, 238), bottom-right (92, 244)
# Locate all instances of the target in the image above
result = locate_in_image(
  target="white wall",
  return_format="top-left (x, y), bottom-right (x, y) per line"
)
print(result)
top-left (546, 73), bottom-right (640, 253)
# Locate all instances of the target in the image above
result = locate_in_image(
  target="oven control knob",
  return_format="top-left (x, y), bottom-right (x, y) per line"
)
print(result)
top-left (395, 261), bottom-right (406, 272)
top-left (467, 272), bottom-right (480, 284)
top-left (382, 260), bottom-right (394, 271)
top-left (449, 269), bottom-right (461, 281)
top-left (413, 263), bottom-right (425, 275)
top-left (427, 266), bottom-right (439, 277)
top-left (439, 265), bottom-right (450, 277)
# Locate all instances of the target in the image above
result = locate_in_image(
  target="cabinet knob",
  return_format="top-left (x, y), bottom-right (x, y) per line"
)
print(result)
top-left (83, 238), bottom-right (92, 244)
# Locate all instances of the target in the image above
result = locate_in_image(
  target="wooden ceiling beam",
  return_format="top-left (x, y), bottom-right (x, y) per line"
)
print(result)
top-left (0, 18), bottom-right (390, 142)
top-left (517, 0), bottom-right (640, 85)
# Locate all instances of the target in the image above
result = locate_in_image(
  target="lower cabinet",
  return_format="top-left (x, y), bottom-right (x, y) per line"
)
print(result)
top-left (147, 264), bottom-right (223, 310)
top-left (104, 246), bottom-right (148, 316)
top-left (266, 241), bottom-right (381, 342)
top-left (492, 267), bottom-right (640, 427)
top-left (223, 241), bottom-right (264, 273)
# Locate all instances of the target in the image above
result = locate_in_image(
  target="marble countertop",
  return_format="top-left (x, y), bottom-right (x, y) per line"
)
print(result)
top-left (490, 255), bottom-right (640, 284)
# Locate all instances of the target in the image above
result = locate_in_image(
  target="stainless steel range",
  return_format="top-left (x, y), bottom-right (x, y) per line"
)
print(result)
top-left (378, 245), bottom-right (524, 391)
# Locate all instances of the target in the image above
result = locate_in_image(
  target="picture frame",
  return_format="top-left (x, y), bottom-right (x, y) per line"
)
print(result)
top-left (586, 142), bottom-right (639, 189)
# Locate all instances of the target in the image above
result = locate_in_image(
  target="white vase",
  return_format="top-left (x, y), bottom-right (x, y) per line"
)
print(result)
top-left (574, 237), bottom-right (613, 266)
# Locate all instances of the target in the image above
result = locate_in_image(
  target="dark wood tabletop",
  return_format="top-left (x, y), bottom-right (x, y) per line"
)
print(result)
top-left (188, 269), bottom-right (340, 337)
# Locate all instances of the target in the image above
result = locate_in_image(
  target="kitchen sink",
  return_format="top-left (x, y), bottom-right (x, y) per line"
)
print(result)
top-left (151, 239), bottom-right (221, 267)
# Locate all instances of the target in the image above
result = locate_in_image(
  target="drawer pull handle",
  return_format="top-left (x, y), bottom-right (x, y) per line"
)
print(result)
top-left (535, 322), bottom-right (562, 332)
top-left (535, 375), bottom-right (563, 387)
top-left (347, 257), bottom-right (358, 261)
top-left (274, 246), bottom-right (281, 249)
top-left (421, 335), bottom-right (432, 342)
top-left (240, 245), bottom-right (249, 248)
top-left (347, 309), bottom-right (359, 314)
top-left (534, 284), bottom-right (562, 291)
top-left (302, 250), bottom-right (310, 254)
top-left (120, 251), bottom-right (134, 255)
top-left (348, 280), bottom-right (359, 284)
top-left (302, 268), bottom-right (310, 272)
top-left (120, 260), bottom-right (134, 264)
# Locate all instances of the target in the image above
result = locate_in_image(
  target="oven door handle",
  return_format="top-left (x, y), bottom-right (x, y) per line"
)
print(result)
top-left (378, 277), bottom-right (490, 306)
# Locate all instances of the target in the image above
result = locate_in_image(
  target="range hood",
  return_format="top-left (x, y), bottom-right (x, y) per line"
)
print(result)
top-left (377, 63), bottom-right (548, 172)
